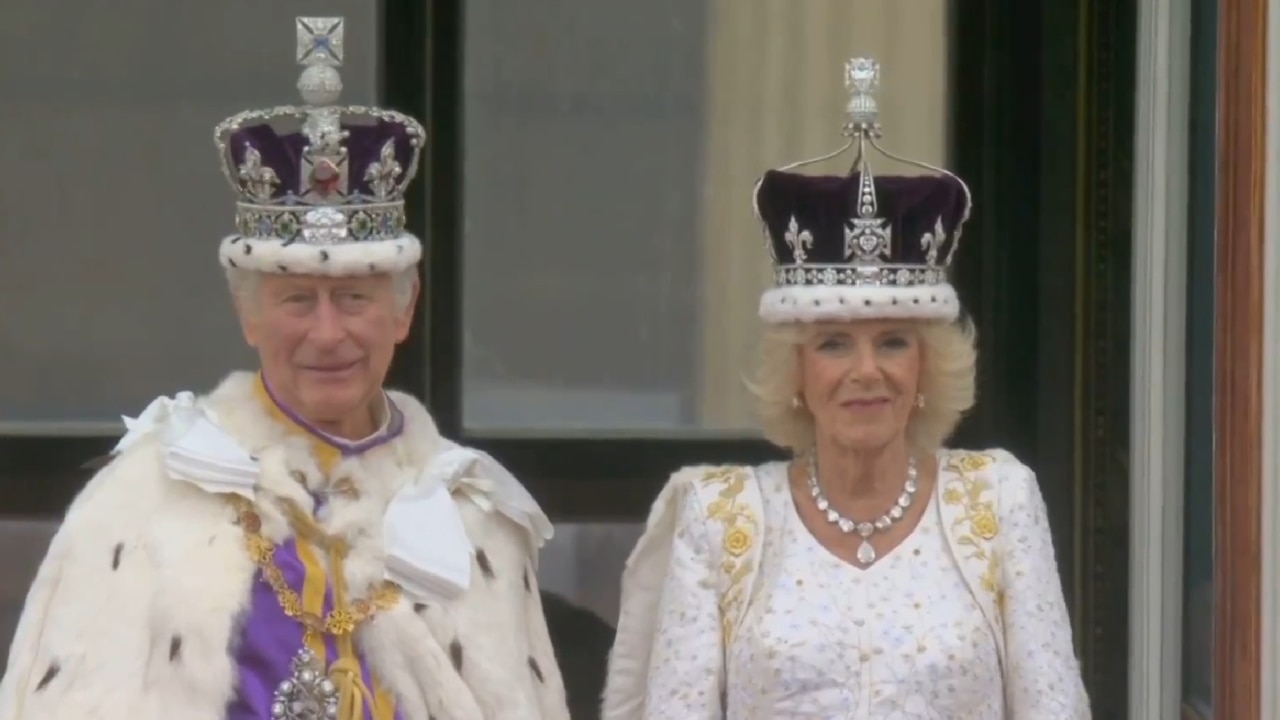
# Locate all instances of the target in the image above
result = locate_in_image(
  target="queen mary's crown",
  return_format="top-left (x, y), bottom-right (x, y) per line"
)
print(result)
top-left (214, 17), bottom-right (426, 276)
top-left (753, 57), bottom-right (972, 324)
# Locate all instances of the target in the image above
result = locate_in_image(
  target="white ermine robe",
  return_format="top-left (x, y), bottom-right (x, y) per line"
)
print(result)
top-left (0, 371), bottom-right (570, 720)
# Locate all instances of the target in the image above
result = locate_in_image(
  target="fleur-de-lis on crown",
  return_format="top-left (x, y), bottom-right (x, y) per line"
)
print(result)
top-left (364, 139), bottom-right (403, 200)
top-left (238, 146), bottom-right (280, 202)
top-left (920, 217), bottom-right (946, 266)
top-left (785, 216), bottom-right (814, 264)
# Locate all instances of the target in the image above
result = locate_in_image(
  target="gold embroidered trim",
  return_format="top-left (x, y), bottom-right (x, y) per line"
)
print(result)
top-left (230, 497), bottom-right (401, 639)
top-left (940, 452), bottom-right (1005, 613)
top-left (698, 466), bottom-right (759, 646)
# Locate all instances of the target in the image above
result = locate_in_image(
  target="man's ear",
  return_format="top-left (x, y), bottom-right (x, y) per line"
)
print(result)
top-left (234, 297), bottom-right (261, 349)
top-left (394, 277), bottom-right (420, 343)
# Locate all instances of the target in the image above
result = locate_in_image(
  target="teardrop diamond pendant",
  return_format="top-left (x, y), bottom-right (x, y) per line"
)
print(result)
top-left (855, 540), bottom-right (877, 565)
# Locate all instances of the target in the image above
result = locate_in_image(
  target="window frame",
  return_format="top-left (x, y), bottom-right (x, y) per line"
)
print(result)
top-left (1210, 0), bottom-right (1270, 715)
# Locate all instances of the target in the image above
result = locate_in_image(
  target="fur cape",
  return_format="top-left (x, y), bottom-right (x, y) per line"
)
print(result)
top-left (0, 371), bottom-right (569, 720)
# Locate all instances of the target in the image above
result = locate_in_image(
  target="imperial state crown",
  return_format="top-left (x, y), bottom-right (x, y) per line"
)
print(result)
top-left (215, 17), bottom-right (426, 276)
top-left (754, 57), bottom-right (972, 324)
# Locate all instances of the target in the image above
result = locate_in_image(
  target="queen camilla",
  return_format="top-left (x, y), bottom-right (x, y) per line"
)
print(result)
top-left (601, 58), bottom-right (1090, 719)
top-left (0, 18), bottom-right (568, 720)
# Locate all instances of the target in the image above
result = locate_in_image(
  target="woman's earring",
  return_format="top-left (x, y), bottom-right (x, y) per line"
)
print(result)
top-left (915, 393), bottom-right (926, 408)
top-left (791, 395), bottom-right (803, 410)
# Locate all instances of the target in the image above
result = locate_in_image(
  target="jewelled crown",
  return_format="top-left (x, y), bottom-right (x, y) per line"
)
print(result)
top-left (753, 58), bottom-right (972, 323)
top-left (215, 17), bottom-right (426, 276)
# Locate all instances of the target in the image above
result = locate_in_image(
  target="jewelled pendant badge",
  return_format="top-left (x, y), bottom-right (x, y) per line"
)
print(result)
top-left (272, 648), bottom-right (340, 720)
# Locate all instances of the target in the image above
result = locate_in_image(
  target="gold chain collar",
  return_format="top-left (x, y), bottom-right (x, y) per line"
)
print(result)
top-left (230, 496), bottom-right (401, 639)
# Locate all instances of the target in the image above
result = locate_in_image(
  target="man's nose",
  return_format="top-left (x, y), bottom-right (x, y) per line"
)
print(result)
top-left (309, 297), bottom-right (345, 344)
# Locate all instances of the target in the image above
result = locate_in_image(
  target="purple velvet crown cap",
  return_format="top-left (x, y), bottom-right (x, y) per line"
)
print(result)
top-left (754, 169), bottom-right (971, 324)
top-left (226, 119), bottom-right (419, 204)
top-left (755, 169), bottom-right (971, 269)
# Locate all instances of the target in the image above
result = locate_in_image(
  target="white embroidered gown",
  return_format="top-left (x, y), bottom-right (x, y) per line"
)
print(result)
top-left (645, 462), bottom-right (1004, 719)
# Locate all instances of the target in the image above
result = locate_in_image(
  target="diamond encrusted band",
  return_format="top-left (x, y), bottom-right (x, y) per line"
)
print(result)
top-left (774, 264), bottom-right (949, 288)
top-left (235, 203), bottom-right (405, 246)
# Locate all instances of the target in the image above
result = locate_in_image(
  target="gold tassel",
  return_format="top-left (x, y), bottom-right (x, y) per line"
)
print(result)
top-left (329, 656), bottom-right (377, 720)
top-left (326, 540), bottom-right (374, 720)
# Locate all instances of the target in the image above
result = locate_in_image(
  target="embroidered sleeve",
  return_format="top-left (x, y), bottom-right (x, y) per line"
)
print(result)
top-left (642, 487), bottom-right (724, 720)
top-left (1001, 463), bottom-right (1092, 718)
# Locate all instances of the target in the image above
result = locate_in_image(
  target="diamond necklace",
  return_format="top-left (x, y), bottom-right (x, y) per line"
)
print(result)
top-left (806, 454), bottom-right (919, 565)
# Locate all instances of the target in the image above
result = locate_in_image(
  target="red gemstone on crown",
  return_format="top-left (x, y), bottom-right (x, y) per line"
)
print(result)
top-left (309, 160), bottom-right (341, 196)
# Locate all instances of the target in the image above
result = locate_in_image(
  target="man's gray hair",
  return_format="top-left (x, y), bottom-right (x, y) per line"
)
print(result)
top-left (225, 267), bottom-right (418, 313)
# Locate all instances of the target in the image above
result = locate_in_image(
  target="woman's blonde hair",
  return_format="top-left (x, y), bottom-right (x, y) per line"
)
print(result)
top-left (746, 317), bottom-right (978, 454)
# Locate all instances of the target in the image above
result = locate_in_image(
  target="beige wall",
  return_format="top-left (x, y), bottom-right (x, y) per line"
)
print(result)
top-left (694, 0), bottom-right (953, 427)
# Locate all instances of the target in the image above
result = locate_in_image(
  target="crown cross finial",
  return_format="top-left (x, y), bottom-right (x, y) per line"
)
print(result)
top-left (844, 58), bottom-right (881, 134)
top-left (296, 18), bottom-right (345, 107)
top-left (297, 17), bottom-right (345, 67)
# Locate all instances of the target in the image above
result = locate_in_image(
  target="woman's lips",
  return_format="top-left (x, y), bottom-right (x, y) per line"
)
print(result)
top-left (842, 397), bottom-right (890, 408)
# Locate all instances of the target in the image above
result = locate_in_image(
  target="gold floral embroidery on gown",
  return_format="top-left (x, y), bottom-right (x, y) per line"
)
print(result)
top-left (643, 460), bottom-right (1004, 719)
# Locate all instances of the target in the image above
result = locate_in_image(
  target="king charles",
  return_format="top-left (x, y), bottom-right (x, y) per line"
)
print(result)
top-left (0, 17), bottom-right (569, 720)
